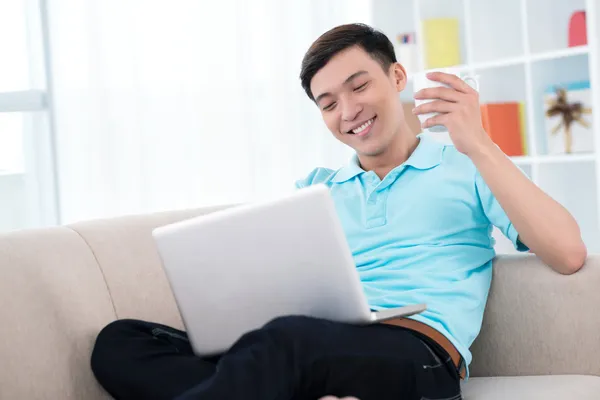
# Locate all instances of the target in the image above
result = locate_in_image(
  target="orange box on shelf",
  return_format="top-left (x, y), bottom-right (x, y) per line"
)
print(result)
top-left (480, 102), bottom-right (524, 156)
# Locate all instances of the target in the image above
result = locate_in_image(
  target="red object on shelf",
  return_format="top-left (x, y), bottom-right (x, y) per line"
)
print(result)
top-left (568, 11), bottom-right (587, 47)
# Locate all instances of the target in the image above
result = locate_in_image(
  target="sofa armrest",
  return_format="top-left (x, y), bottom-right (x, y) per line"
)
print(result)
top-left (469, 254), bottom-right (600, 377)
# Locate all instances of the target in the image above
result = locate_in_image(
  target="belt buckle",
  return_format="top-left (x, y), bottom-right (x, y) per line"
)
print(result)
top-left (457, 356), bottom-right (466, 380)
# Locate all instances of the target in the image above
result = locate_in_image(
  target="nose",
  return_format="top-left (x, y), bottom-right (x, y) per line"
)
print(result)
top-left (341, 97), bottom-right (362, 122)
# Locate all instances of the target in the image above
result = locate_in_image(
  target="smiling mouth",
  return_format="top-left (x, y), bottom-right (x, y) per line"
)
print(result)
top-left (347, 117), bottom-right (376, 136)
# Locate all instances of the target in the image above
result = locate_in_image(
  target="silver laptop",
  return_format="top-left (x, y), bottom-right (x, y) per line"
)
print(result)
top-left (152, 184), bottom-right (426, 356)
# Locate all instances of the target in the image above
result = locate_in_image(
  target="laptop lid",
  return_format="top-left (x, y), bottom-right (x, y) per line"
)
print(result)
top-left (152, 184), bottom-right (373, 356)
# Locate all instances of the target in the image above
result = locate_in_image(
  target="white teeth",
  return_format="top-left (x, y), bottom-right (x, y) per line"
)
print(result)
top-left (352, 118), bottom-right (373, 134)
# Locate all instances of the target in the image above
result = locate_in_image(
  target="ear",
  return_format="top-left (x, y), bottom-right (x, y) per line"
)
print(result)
top-left (390, 62), bottom-right (407, 92)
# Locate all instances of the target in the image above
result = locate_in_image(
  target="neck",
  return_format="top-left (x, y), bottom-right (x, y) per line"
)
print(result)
top-left (357, 121), bottom-right (419, 179)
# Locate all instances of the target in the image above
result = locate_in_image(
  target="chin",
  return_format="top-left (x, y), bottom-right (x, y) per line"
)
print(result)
top-left (356, 145), bottom-right (387, 157)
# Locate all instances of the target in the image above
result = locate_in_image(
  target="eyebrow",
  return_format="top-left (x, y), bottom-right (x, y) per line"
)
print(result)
top-left (314, 70), bottom-right (369, 104)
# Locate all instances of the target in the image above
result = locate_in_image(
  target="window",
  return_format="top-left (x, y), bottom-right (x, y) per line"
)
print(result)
top-left (0, 114), bottom-right (25, 173)
top-left (0, 0), bottom-right (48, 171)
top-left (0, 1), bottom-right (32, 92)
top-left (0, 0), bottom-right (57, 230)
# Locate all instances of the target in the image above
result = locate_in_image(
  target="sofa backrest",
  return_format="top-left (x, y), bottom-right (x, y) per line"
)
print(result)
top-left (0, 227), bottom-right (114, 400)
top-left (0, 206), bottom-right (227, 400)
top-left (470, 254), bottom-right (600, 378)
top-left (1, 206), bottom-right (599, 399)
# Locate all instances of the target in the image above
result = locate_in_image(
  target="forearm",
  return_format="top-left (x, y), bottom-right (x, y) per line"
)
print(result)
top-left (470, 140), bottom-right (587, 274)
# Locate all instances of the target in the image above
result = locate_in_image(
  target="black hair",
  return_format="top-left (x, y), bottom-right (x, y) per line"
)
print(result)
top-left (300, 23), bottom-right (397, 101)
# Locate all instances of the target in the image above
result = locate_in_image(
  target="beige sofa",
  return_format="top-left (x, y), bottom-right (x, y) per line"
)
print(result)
top-left (1, 206), bottom-right (600, 399)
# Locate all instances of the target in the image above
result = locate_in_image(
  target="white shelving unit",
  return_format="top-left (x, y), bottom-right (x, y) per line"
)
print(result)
top-left (372, 0), bottom-right (600, 253)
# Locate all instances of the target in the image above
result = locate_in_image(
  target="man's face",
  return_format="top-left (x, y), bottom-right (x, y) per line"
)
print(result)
top-left (310, 46), bottom-right (407, 157)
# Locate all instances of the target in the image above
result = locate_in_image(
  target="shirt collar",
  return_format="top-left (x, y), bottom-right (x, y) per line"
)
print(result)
top-left (406, 134), bottom-right (444, 170)
top-left (331, 134), bottom-right (444, 183)
top-left (330, 154), bottom-right (364, 183)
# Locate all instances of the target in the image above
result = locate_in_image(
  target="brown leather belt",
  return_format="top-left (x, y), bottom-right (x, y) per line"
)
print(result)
top-left (381, 317), bottom-right (466, 379)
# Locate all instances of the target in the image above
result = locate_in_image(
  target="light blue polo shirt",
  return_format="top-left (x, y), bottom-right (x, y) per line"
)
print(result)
top-left (295, 134), bottom-right (528, 376)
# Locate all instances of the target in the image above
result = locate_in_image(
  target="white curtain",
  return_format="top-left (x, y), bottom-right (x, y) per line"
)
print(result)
top-left (46, 0), bottom-right (371, 224)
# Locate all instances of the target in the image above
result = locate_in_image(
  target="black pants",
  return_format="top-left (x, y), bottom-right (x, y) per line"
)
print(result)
top-left (91, 316), bottom-right (461, 400)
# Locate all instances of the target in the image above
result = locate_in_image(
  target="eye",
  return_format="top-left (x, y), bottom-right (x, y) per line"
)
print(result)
top-left (354, 82), bottom-right (369, 91)
top-left (322, 102), bottom-right (337, 111)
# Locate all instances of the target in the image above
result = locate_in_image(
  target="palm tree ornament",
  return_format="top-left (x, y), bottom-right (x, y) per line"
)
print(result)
top-left (545, 87), bottom-right (592, 153)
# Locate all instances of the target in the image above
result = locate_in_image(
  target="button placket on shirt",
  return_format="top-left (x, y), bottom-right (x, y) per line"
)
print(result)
top-left (365, 168), bottom-right (405, 229)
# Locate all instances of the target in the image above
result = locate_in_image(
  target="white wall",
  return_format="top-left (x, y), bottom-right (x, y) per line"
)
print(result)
top-left (0, 174), bottom-right (28, 232)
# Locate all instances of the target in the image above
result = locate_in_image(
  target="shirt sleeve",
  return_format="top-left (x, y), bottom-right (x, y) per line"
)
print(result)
top-left (475, 169), bottom-right (529, 252)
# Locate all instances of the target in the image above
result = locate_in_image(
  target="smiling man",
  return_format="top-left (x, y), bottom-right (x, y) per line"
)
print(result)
top-left (90, 23), bottom-right (587, 400)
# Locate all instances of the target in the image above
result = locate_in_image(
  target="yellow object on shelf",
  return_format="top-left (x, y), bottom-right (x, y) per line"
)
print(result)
top-left (519, 102), bottom-right (528, 155)
top-left (422, 18), bottom-right (461, 68)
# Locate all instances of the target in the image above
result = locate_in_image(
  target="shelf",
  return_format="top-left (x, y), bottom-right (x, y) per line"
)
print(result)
top-left (472, 45), bottom-right (588, 70)
top-left (407, 47), bottom-right (588, 82)
top-left (510, 156), bottom-right (534, 165)
top-left (537, 153), bottom-right (595, 164)
top-left (373, 0), bottom-right (600, 253)
top-left (529, 45), bottom-right (589, 63)
top-left (511, 154), bottom-right (596, 165)
top-left (468, 57), bottom-right (525, 72)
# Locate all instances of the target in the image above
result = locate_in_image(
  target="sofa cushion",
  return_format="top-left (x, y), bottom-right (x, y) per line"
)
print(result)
top-left (462, 375), bottom-right (600, 400)
top-left (0, 227), bottom-right (115, 400)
